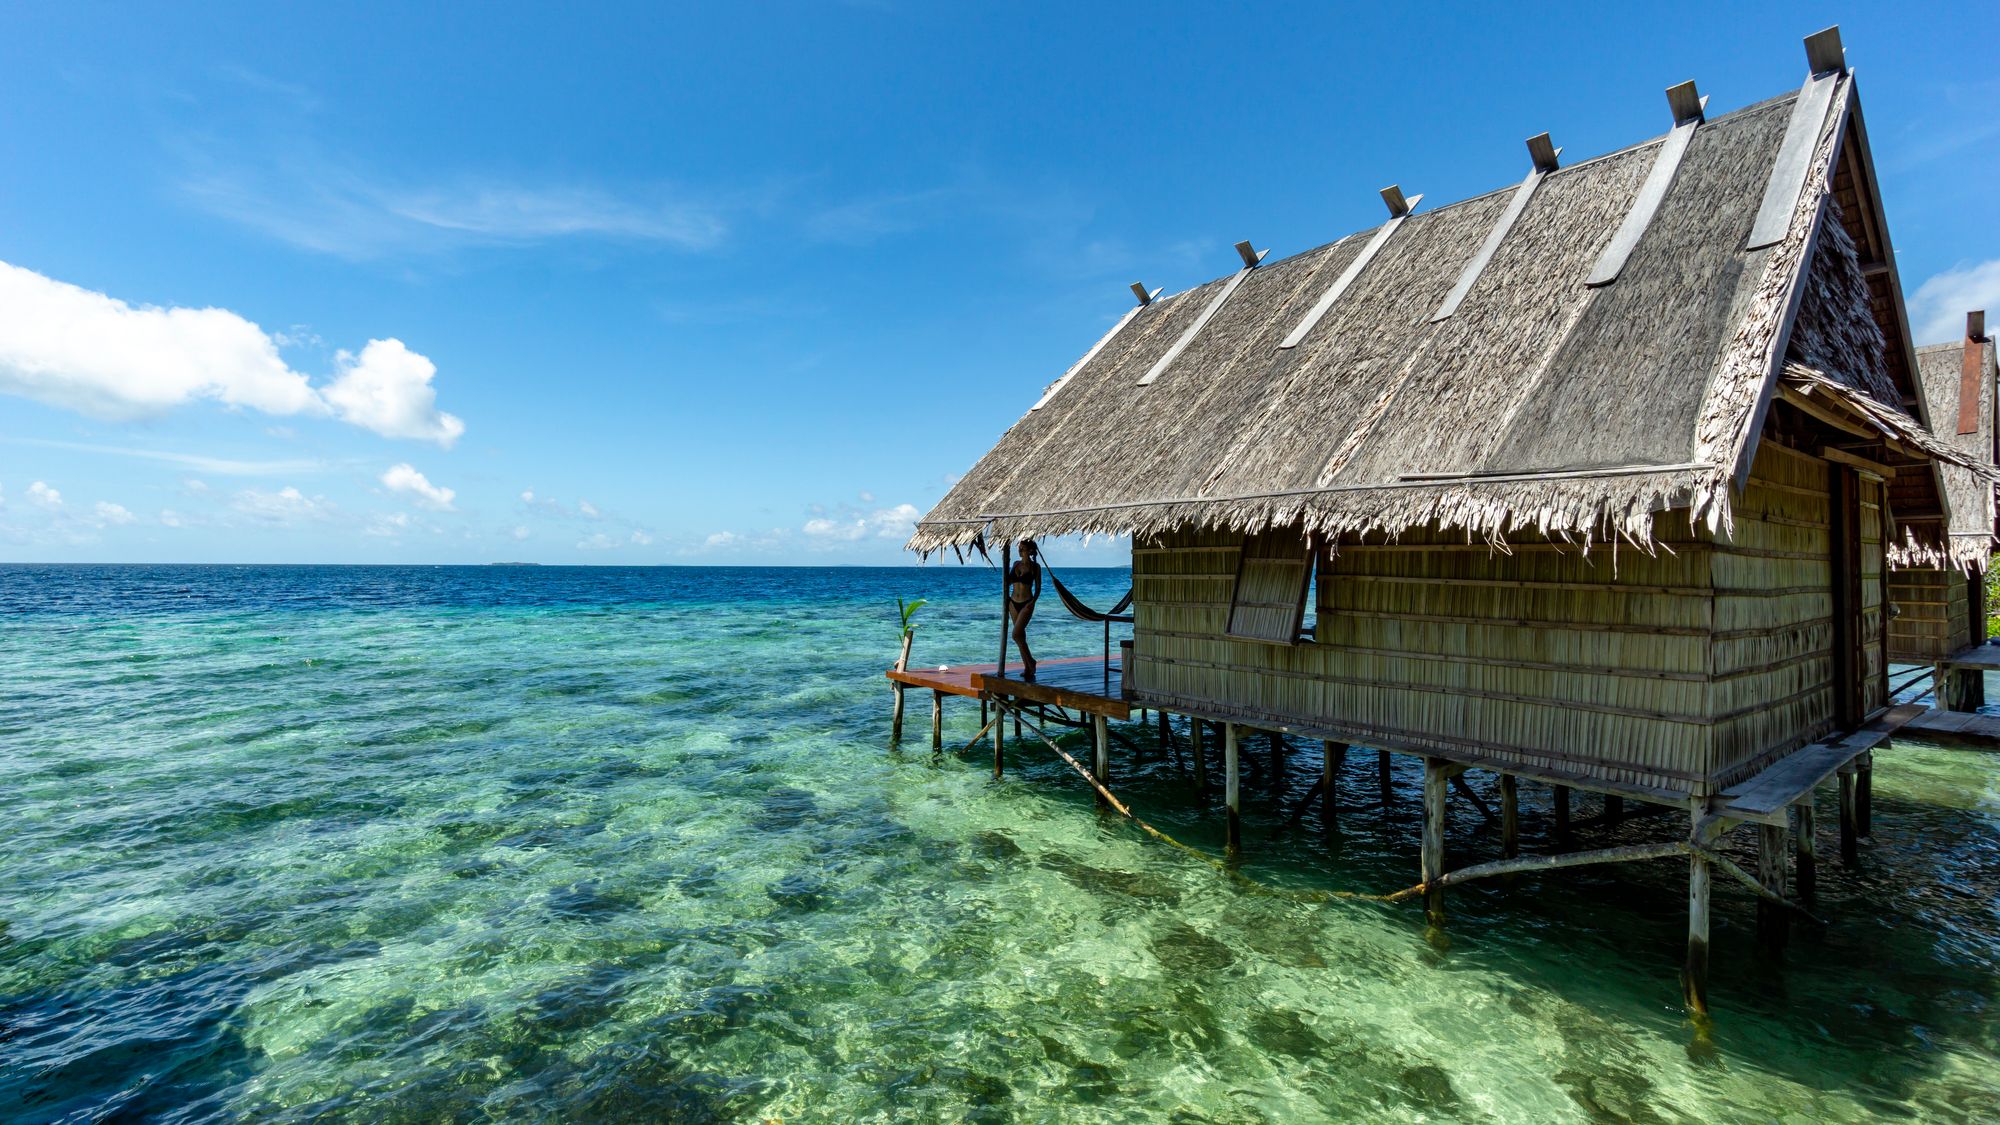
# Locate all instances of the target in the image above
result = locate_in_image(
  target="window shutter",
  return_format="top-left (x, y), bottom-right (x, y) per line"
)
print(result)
top-left (1226, 526), bottom-right (1314, 644)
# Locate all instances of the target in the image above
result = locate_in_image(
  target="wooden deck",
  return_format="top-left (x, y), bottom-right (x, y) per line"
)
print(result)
top-left (1934, 641), bottom-right (2000, 675)
top-left (1897, 708), bottom-right (2000, 750)
top-left (1718, 703), bottom-right (1921, 822)
top-left (888, 655), bottom-right (1130, 720)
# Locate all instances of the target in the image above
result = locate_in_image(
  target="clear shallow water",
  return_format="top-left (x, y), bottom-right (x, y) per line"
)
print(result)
top-left (1, 563), bottom-right (1997, 1123)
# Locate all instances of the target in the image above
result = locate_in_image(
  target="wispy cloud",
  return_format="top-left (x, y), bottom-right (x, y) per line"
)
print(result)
top-left (1909, 260), bottom-right (2000, 345)
top-left (180, 145), bottom-right (728, 260)
top-left (9, 438), bottom-right (328, 476)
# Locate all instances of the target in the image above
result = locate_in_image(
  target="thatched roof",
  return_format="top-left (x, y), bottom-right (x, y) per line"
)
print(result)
top-left (911, 61), bottom-right (1944, 557)
top-left (1909, 334), bottom-right (1999, 568)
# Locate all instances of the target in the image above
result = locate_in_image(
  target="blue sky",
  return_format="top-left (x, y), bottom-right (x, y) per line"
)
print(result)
top-left (1, 1), bottom-right (1994, 565)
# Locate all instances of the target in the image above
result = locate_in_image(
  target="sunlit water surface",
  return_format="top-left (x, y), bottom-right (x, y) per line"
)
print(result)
top-left (2, 564), bottom-right (1997, 1122)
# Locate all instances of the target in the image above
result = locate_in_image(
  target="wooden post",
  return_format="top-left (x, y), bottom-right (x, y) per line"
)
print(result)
top-left (1839, 766), bottom-right (1859, 865)
top-left (1191, 720), bottom-right (1208, 790)
top-left (1378, 750), bottom-right (1394, 805)
top-left (1856, 751), bottom-right (1873, 838)
top-left (995, 542), bottom-right (1012, 675)
top-left (1941, 666), bottom-right (1985, 712)
top-left (1322, 741), bottom-right (1346, 827)
top-left (1093, 714), bottom-right (1110, 805)
top-left (992, 700), bottom-right (1004, 780)
top-left (1757, 823), bottom-right (1789, 956)
top-left (1554, 785), bottom-right (1571, 841)
top-left (1604, 794), bottom-right (1624, 826)
top-left (1270, 731), bottom-right (1287, 788)
top-left (1225, 723), bottom-right (1242, 853)
top-left (1499, 774), bottom-right (1519, 859)
top-left (1422, 758), bottom-right (1449, 927)
top-left (1157, 709), bottom-right (1170, 748)
top-left (1684, 848), bottom-right (1712, 1017)
top-left (1794, 796), bottom-right (1817, 907)
top-left (890, 631), bottom-right (913, 745)
top-left (930, 690), bottom-right (942, 750)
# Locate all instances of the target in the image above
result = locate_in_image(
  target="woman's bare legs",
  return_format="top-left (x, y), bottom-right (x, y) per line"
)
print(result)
top-left (1010, 601), bottom-right (1037, 678)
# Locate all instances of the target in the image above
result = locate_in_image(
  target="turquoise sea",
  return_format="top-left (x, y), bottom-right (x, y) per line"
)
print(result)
top-left (2, 563), bottom-right (1997, 1122)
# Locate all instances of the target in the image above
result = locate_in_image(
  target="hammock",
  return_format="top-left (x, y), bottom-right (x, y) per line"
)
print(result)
top-left (1046, 566), bottom-right (1133, 624)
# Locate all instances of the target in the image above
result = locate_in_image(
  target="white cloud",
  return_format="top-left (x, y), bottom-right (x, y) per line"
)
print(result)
top-left (1909, 260), bottom-right (2000, 345)
top-left (365, 511), bottom-right (413, 537)
top-left (0, 260), bottom-right (320, 420)
top-left (92, 501), bottom-right (136, 526)
top-left (185, 478), bottom-right (210, 492)
top-left (231, 486), bottom-right (330, 524)
top-left (379, 462), bottom-right (456, 510)
top-left (0, 260), bottom-right (461, 442)
top-left (704, 531), bottom-right (740, 549)
top-left (578, 500), bottom-right (602, 519)
top-left (858, 490), bottom-right (876, 503)
top-left (520, 489), bottom-right (536, 503)
top-left (510, 525), bottom-right (531, 540)
top-left (576, 532), bottom-right (619, 550)
top-left (802, 502), bottom-right (921, 543)
top-left (27, 480), bottom-right (61, 509)
top-left (160, 509), bottom-right (183, 528)
top-left (324, 339), bottom-right (465, 447)
top-left (630, 530), bottom-right (654, 546)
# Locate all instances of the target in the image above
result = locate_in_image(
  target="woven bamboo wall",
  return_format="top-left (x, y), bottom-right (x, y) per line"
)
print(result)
top-left (1887, 566), bottom-right (1970, 660)
top-left (1131, 515), bottom-right (1718, 798)
top-left (1707, 441), bottom-right (1838, 787)
top-left (1128, 442), bottom-right (1866, 799)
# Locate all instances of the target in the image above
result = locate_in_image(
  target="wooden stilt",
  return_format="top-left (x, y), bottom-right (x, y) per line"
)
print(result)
top-left (1269, 732), bottom-right (1288, 789)
top-left (1794, 796), bottom-right (1817, 907)
top-left (1093, 714), bottom-right (1110, 805)
top-left (1157, 709), bottom-right (1170, 748)
top-left (929, 690), bottom-right (942, 750)
top-left (1378, 750), bottom-right (1394, 805)
top-left (1941, 666), bottom-right (1985, 712)
top-left (1422, 758), bottom-right (1448, 927)
top-left (992, 700), bottom-right (1004, 780)
top-left (1554, 785), bottom-right (1571, 841)
top-left (1604, 794), bottom-right (1624, 826)
top-left (1838, 766), bottom-right (1859, 865)
top-left (1757, 823), bottom-right (1789, 956)
top-left (1684, 848), bottom-right (1712, 1017)
top-left (890, 631), bottom-right (913, 745)
top-left (1191, 720), bottom-right (1208, 790)
top-left (1856, 751), bottom-right (1873, 838)
top-left (1500, 773), bottom-right (1519, 859)
top-left (1225, 723), bottom-right (1242, 853)
top-left (1323, 741), bottom-right (1346, 828)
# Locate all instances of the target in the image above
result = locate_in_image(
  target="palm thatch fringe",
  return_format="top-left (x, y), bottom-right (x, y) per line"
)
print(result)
top-left (910, 464), bottom-right (1733, 556)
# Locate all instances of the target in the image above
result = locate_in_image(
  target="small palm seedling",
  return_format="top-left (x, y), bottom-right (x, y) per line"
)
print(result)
top-left (897, 597), bottom-right (927, 641)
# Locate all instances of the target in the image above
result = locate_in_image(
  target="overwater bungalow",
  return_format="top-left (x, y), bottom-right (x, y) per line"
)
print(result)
top-left (897, 26), bottom-right (1999, 1012)
top-left (1887, 320), bottom-right (1998, 685)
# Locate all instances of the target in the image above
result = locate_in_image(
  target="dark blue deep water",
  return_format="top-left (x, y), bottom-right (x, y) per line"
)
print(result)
top-left (2, 564), bottom-right (1997, 1121)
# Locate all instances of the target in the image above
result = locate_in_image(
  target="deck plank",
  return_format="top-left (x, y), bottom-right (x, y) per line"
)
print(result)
top-left (1720, 703), bottom-right (1922, 818)
top-left (1898, 707), bottom-right (2000, 750)
top-left (889, 655), bottom-right (1130, 720)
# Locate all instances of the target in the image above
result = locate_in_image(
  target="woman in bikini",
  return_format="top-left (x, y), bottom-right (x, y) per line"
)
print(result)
top-left (1007, 540), bottom-right (1042, 679)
